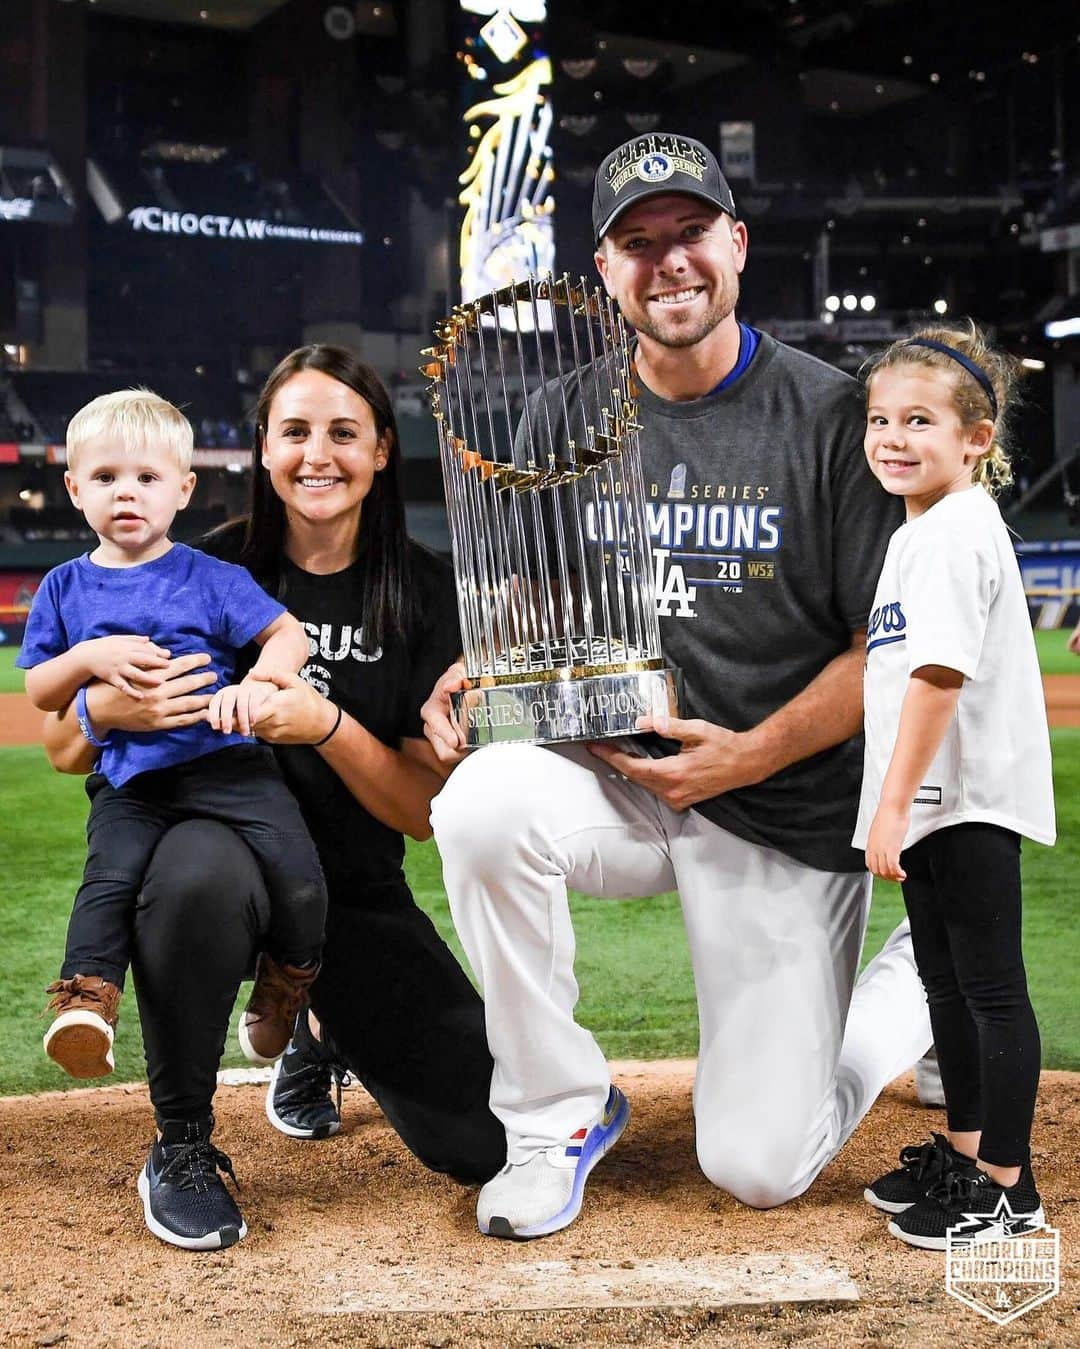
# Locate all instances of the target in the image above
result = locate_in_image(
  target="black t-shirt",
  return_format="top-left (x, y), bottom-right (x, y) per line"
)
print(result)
top-left (525, 334), bottom-right (900, 873)
top-left (200, 523), bottom-right (461, 892)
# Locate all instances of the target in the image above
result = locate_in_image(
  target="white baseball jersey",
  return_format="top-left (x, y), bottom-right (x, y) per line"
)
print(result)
top-left (853, 485), bottom-right (1055, 851)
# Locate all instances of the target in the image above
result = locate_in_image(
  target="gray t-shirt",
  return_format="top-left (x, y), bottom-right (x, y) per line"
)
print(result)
top-left (529, 332), bottom-right (901, 872)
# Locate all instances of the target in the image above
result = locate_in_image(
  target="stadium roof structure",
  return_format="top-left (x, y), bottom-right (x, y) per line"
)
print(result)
top-left (80, 0), bottom-right (1078, 78)
top-left (86, 0), bottom-right (290, 29)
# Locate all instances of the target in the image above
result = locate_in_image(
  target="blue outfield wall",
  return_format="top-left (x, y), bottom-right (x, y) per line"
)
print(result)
top-left (1018, 540), bottom-right (1080, 630)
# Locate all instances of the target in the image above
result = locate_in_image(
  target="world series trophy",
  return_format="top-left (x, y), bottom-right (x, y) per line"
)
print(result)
top-left (421, 273), bottom-right (680, 747)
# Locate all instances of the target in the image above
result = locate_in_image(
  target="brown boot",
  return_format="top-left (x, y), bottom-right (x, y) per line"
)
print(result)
top-left (238, 955), bottom-right (320, 1065)
top-left (43, 975), bottom-right (121, 1078)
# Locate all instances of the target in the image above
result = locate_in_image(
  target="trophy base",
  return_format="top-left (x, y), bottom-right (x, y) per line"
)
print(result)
top-left (451, 668), bottom-right (681, 748)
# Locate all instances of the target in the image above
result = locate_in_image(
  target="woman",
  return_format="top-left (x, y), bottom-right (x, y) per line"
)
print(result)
top-left (44, 345), bottom-right (505, 1250)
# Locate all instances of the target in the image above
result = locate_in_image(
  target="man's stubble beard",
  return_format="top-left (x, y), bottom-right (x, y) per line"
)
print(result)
top-left (626, 276), bottom-right (740, 351)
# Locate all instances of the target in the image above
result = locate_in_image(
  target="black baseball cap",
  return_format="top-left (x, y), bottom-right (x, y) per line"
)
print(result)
top-left (592, 133), bottom-right (736, 244)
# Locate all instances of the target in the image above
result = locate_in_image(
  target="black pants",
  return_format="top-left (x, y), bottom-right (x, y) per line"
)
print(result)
top-left (131, 819), bottom-right (506, 1185)
top-left (68, 746), bottom-right (326, 988)
top-left (900, 822), bottom-right (1040, 1167)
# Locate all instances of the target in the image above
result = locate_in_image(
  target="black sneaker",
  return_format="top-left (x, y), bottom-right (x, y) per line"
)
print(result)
top-left (137, 1116), bottom-right (246, 1251)
top-left (864, 1132), bottom-right (977, 1213)
top-left (888, 1164), bottom-right (1045, 1251)
top-left (265, 1015), bottom-right (349, 1140)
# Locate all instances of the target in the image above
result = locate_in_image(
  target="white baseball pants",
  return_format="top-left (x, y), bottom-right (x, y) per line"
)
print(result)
top-left (431, 742), bottom-right (931, 1209)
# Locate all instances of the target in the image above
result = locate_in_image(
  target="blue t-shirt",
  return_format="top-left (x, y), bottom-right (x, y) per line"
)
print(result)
top-left (18, 542), bottom-right (286, 786)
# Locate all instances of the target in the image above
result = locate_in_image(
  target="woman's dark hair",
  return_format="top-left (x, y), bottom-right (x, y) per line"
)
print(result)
top-left (239, 343), bottom-right (413, 648)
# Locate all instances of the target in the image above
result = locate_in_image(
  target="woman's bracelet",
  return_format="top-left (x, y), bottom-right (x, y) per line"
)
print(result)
top-left (311, 701), bottom-right (343, 748)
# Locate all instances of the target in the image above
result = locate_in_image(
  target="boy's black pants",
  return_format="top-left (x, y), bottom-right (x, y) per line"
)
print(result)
top-left (66, 745), bottom-right (326, 987)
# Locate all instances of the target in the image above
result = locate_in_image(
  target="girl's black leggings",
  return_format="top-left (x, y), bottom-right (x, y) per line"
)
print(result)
top-left (900, 822), bottom-right (1040, 1167)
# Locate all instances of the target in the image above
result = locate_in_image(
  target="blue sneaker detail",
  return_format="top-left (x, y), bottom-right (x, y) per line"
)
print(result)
top-left (478, 1085), bottom-right (630, 1240)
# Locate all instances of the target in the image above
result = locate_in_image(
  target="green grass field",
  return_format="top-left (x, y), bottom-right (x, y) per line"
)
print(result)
top-left (1, 730), bottom-right (1078, 1097)
top-left (1035, 626), bottom-right (1079, 674)
top-left (0, 645), bottom-right (24, 692)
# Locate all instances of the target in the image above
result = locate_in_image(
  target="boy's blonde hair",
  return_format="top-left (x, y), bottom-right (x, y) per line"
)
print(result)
top-left (66, 388), bottom-right (194, 473)
top-left (863, 320), bottom-right (1020, 496)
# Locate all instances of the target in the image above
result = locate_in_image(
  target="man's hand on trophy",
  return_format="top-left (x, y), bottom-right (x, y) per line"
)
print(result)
top-left (588, 715), bottom-right (768, 811)
top-left (422, 661), bottom-right (472, 766)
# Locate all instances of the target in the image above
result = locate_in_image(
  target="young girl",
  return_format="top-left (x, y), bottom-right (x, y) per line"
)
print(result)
top-left (854, 323), bottom-right (1055, 1250)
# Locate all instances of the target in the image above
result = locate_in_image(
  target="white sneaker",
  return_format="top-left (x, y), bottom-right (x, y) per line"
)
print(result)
top-left (477, 1085), bottom-right (630, 1239)
top-left (914, 1046), bottom-right (946, 1107)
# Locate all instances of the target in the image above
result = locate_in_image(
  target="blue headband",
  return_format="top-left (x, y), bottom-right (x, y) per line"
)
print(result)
top-left (905, 338), bottom-right (999, 421)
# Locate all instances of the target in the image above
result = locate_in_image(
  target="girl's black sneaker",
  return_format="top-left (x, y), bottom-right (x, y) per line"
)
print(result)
top-left (865, 1132), bottom-right (977, 1214)
top-left (888, 1164), bottom-right (1045, 1251)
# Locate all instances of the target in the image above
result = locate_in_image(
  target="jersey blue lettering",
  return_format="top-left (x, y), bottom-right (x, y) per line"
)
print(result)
top-left (866, 599), bottom-right (907, 653)
top-left (586, 500), bottom-right (783, 553)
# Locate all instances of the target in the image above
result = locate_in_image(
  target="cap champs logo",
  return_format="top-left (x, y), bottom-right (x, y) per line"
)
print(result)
top-left (636, 153), bottom-right (675, 184)
top-left (608, 135), bottom-right (708, 195)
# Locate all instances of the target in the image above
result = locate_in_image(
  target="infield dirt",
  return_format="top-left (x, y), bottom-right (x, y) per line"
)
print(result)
top-left (1, 1063), bottom-right (1077, 1348)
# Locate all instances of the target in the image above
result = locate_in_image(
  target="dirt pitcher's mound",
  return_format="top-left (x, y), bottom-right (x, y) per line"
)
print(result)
top-left (1, 1063), bottom-right (1077, 1348)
